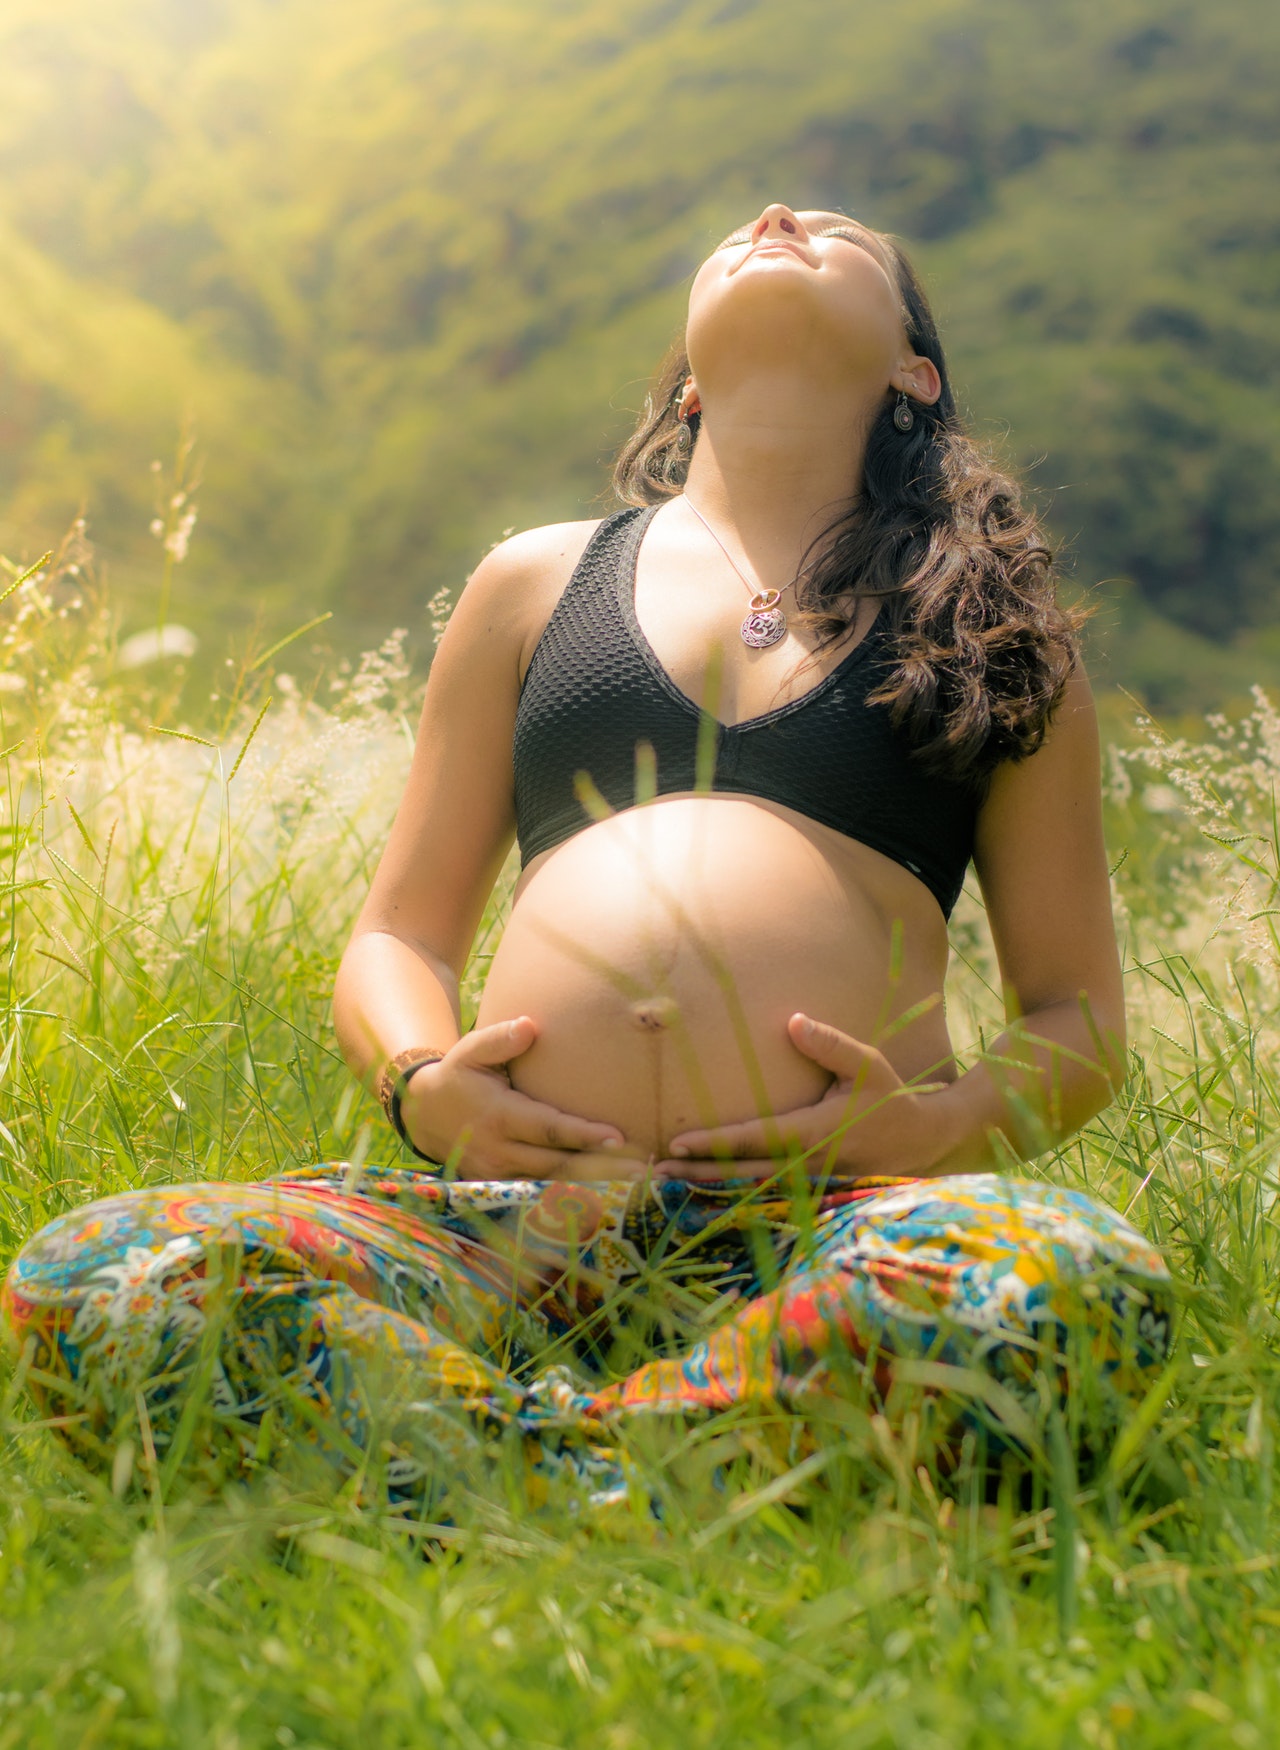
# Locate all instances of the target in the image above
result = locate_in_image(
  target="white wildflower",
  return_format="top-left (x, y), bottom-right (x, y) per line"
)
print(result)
top-left (427, 586), bottom-right (454, 653)
top-left (118, 626), bottom-right (199, 669)
top-left (163, 509), bottom-right (198, 563)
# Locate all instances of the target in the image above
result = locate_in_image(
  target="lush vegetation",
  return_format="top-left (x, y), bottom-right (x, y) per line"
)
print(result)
top-left (1, 3), bottom-right (1278, 1742)
top-left (0, 543), bottom-right (1278, 1745)
top-left (0, 0), bottom-right (1277, 707)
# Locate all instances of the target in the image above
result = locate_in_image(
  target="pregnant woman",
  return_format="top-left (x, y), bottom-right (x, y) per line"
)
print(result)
top-left (5, 204), bottom-right (1172, 1509)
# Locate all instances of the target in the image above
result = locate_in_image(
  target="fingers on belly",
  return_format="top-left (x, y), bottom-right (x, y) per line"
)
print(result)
top-left (512, 995), bottom-right (814, 1161)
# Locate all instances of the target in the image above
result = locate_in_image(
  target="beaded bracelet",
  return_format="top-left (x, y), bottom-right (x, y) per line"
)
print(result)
top-left (375, 1047), bottom-right (447, 1160)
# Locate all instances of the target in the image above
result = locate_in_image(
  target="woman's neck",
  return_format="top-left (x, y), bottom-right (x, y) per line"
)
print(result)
top-left (681, 376), bottom-right (869, 579)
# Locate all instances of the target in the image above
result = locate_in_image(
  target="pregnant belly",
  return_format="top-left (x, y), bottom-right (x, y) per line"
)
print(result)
top-left (474, 796), bottom-right (951, 1161)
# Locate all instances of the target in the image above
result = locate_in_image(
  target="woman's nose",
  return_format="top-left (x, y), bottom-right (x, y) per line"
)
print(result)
top-left (752, 203), bottom-right (808, 243)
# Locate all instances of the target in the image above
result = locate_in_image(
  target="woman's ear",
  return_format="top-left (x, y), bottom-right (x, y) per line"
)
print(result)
top-left (897, 357), bottom-right (942, 406)
top-left (678, 376), bottom-right (701, 418)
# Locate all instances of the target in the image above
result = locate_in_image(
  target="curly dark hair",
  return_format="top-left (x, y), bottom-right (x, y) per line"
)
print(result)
top-left (612, 233), bottom-right (1082, 783)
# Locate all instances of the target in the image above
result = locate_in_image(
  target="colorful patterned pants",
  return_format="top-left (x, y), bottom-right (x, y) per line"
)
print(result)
top-left (2, 1167), bottom-right (1174, 1510)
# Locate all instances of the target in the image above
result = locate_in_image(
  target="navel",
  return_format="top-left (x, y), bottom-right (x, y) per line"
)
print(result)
top-left (629, 996), bottom-right (680, 1033)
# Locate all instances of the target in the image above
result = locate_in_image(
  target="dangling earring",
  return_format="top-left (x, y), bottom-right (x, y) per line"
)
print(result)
top-left (893, 390), bottom-right (915, 433)
top-left (676, 397), bottom-right (700, 451)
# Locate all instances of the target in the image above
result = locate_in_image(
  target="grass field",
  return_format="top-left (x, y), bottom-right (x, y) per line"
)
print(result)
top-left (0, 542), bottom-right (1278, 1748)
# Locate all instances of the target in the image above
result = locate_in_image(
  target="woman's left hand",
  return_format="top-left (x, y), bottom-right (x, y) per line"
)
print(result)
top-left (656, 1013), bottom-right (954, 1181)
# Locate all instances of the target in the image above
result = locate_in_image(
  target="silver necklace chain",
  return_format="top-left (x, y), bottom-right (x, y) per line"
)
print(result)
top-left (682, 495), bottom-right (797, 650)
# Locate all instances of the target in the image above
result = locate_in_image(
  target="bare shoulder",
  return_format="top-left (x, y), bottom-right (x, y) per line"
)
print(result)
top-left (446, 518), bottom-right (604, 672)
top-left (977, 660), bottom-right (1101, 840)
top-left (1047, 661), bottom-right (1099, 739)
top-left (497, 517), bottom-right (604, 570)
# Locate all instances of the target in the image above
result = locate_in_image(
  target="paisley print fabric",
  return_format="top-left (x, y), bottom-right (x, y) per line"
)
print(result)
top-left (2, 1167), bottom-right (1174, 1511)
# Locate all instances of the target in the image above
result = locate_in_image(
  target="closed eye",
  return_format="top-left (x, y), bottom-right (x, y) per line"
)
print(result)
top-left (814, 223), bottom-right (876, 253)
top-left (714, 223), bottom-right (877, 255)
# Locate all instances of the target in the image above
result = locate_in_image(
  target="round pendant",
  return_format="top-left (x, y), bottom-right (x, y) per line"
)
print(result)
top-left (740, 588), bottom-right (787, 649)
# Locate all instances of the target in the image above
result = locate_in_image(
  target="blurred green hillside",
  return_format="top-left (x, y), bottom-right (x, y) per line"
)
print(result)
top-left (0, 0), bottom-right (1277, 705)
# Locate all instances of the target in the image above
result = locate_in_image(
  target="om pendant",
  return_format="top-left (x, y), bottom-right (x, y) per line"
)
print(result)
top-left (740, 589), bottom-right (787, 649)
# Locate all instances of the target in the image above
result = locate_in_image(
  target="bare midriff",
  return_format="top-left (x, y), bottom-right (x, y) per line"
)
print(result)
top-left (473, 794), bottom-right (959, 1161)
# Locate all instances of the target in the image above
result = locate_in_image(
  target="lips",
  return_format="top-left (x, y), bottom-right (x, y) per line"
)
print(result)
top-left (730, 240), bottom-right (814, 273)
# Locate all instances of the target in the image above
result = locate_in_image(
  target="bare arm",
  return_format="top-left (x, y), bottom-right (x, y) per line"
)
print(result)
top-left (333, 521), bottom-right (637, 1176)
top-left (924, 663), bottom-right (1125, 1170)
top-left (333, 531), bottom-right (528, 1080)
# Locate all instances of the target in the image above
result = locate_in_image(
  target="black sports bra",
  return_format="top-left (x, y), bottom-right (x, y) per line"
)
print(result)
top-left (512, 506), bottom-right (979, 918)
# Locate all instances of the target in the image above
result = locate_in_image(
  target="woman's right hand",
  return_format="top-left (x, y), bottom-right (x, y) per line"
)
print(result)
top-left (399, 1016), bottom-right (643, 1180)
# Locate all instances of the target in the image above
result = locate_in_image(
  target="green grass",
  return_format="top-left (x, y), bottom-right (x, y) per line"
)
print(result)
top-left (2, 0), bottom-right (1279, 689)
top-left (1, 546), bottom-right (1280, 1748)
